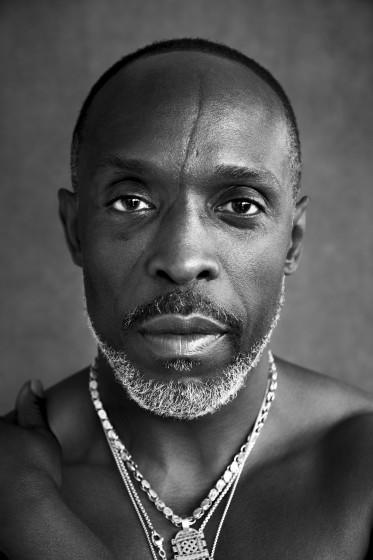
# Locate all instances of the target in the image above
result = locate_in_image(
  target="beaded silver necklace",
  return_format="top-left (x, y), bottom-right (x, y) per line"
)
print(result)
top-left (90, 350), bottom-right (278, 559)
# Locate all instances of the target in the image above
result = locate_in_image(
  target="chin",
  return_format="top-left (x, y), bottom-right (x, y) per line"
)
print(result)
top-left (85, 278), bottom-right (285, 419)
top-left (94, 334), bottom-right (270, 420)
top-left (159, 358), bottom-right (202, 374)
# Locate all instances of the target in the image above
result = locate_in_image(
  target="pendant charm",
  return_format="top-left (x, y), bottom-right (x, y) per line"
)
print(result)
top-left (171, 527), bottom-right (210, 560)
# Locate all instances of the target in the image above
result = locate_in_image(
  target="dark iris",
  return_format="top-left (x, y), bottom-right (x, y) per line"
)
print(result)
top-left (231, 200), bottom-right (253, 214)
top-left (126, 198), bottom-right (140, 209)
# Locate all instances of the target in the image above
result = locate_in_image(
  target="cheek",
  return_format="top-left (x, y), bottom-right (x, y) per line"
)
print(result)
top-left (224, 233), bottom-right (289, 320)
top-left (81, 227), bottom-right (144, 321)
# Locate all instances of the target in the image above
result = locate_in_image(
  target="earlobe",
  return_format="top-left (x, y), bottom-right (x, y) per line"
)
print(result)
top-left (284, 195), bottom-right (309, 276)
top-left (58, 188), bottom-right (83, 267)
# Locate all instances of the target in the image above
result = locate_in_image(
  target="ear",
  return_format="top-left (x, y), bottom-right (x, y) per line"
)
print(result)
top-left (284, 195), bottom-right (309, 276)
top-left (58, 188), bottom-right (82, 267)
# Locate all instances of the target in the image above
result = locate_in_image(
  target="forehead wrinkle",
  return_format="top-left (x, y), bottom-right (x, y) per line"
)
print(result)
top-left (176, 66), bottom-right (289, 193)
top-left (178, 76), bottom-right (205, 189)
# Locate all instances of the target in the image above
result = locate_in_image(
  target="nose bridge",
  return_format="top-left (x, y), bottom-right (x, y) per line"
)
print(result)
top-left (164, 197), bottom-right (201, 249)
top-left (146, 197), bottom-right (220, 285)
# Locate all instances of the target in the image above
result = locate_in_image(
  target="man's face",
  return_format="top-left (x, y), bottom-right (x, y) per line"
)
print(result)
top-left (66, 52), bottom-right (300, 387)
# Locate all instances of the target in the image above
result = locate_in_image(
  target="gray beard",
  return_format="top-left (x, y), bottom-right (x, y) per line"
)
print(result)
top-left (86, 278), bottom-right (285, 420)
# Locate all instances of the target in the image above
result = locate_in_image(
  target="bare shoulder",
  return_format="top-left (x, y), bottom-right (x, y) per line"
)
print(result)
top-left (44, 367), bottom-right (98, 464)
top-left (276, 357), bottom-right (373, 491)
top-left (277, 356), bottom-right (373, 423)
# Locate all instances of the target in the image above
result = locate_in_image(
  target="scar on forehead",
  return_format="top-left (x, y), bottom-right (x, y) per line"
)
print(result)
top-left (179, 79), bottom-right (204, 184)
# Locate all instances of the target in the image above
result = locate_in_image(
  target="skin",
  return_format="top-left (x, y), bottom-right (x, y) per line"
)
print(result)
top-left (1, 51), bottom-right (373, 559)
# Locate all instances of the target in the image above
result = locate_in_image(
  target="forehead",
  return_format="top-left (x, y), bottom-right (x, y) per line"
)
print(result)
top-left (79, 51), bottom-right (291, 189)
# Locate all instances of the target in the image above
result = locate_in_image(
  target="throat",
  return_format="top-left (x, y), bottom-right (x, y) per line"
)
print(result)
top-left (92, 349), bottom-right (272, 492)
top-left (89, 350), bottom-right (277, 555)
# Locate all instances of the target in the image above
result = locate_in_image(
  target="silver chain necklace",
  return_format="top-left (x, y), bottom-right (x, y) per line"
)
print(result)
top-left (90, 350), bottom-right (278, 559)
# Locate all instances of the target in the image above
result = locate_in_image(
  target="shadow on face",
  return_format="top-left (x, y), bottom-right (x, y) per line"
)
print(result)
top-left (59, 50), bottom-right (307, 380)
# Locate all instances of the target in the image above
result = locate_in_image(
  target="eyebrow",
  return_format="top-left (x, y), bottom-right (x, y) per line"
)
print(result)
top-left (94, 155), bottom-right (149, 174)
top-left (213, 164), bottom-right (280, 190)
top-left (93, 156), bottom-right (281, 191)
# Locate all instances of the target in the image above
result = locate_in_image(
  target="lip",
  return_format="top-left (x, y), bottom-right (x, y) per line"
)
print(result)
top-left (140, 333), bottom-right (224, 358)
top-left (138, 314), bottom-right (229, 335)
top-left (136, 314), bottom-right (229, 360)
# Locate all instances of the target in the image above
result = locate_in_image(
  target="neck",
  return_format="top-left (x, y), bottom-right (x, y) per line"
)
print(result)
top-left (94, 351), bottom-right (270, 510)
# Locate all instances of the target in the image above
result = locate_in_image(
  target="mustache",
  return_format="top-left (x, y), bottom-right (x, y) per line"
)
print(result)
top-left (121, 288), bottom-right (243, 334)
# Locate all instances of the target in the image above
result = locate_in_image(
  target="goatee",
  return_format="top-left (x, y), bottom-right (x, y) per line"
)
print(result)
top-left (85, 278), bottom-right (285, 420)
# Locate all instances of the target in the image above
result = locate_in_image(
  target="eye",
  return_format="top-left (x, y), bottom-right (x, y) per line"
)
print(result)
top-left (110, 196), bottom-right (153, 213)
top-left (216, 198), bottom-right (261, 217)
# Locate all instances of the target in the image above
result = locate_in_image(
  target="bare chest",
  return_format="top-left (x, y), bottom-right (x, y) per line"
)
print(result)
top-left (61, 461), bottom-right (371, 560)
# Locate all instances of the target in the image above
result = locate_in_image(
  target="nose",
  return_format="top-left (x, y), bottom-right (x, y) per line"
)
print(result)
top-left (146, 204), bottom-right (220, 286)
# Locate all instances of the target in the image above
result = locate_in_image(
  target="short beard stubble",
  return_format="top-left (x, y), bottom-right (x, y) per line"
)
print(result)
top-left (86, 278), bottom-right (285, 420)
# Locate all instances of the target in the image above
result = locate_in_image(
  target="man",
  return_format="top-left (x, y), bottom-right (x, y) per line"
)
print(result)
top-left (0, 38), bottom-right (372, 559)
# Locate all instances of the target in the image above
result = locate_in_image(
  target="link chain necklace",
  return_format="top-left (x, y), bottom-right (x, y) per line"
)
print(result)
top-left (89, 350), bottom-right (278, 559)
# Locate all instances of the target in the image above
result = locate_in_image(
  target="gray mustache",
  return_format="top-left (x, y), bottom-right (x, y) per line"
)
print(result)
top-left (121, 288), bottom-right (242, 334)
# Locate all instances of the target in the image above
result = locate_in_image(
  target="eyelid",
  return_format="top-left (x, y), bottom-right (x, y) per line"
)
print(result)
top-left (214, 184), bottom-right (266, 202)
top-left (104, 177), bottom-right (150, 200)
top-left (108, 193), bottom-right (151, 202)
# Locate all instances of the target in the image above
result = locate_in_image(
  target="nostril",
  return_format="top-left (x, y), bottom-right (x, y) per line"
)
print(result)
top-left (156, 270), bottom-right (173, 281)
top-left (197, 270), bottom-right (212, 280)
top-left (154, 266), bottom-right (216, 285)
top-left (148, 253), bottom-right (220, 285)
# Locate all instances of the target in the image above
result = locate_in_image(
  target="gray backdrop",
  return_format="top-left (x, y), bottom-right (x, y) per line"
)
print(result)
top-left (1, 0), bottom-right (372, 413)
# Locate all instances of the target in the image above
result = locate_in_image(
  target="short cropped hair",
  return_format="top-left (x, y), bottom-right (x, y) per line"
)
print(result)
top-left (71, 38), bottom-right (301, 195)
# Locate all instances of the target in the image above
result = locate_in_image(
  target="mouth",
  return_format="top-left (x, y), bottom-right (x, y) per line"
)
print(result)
top-left (137, 314), bottom-right (228, 359)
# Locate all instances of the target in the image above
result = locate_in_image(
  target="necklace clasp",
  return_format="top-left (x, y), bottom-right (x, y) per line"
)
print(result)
top-left (151, 531), bottom-right (164, 547)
